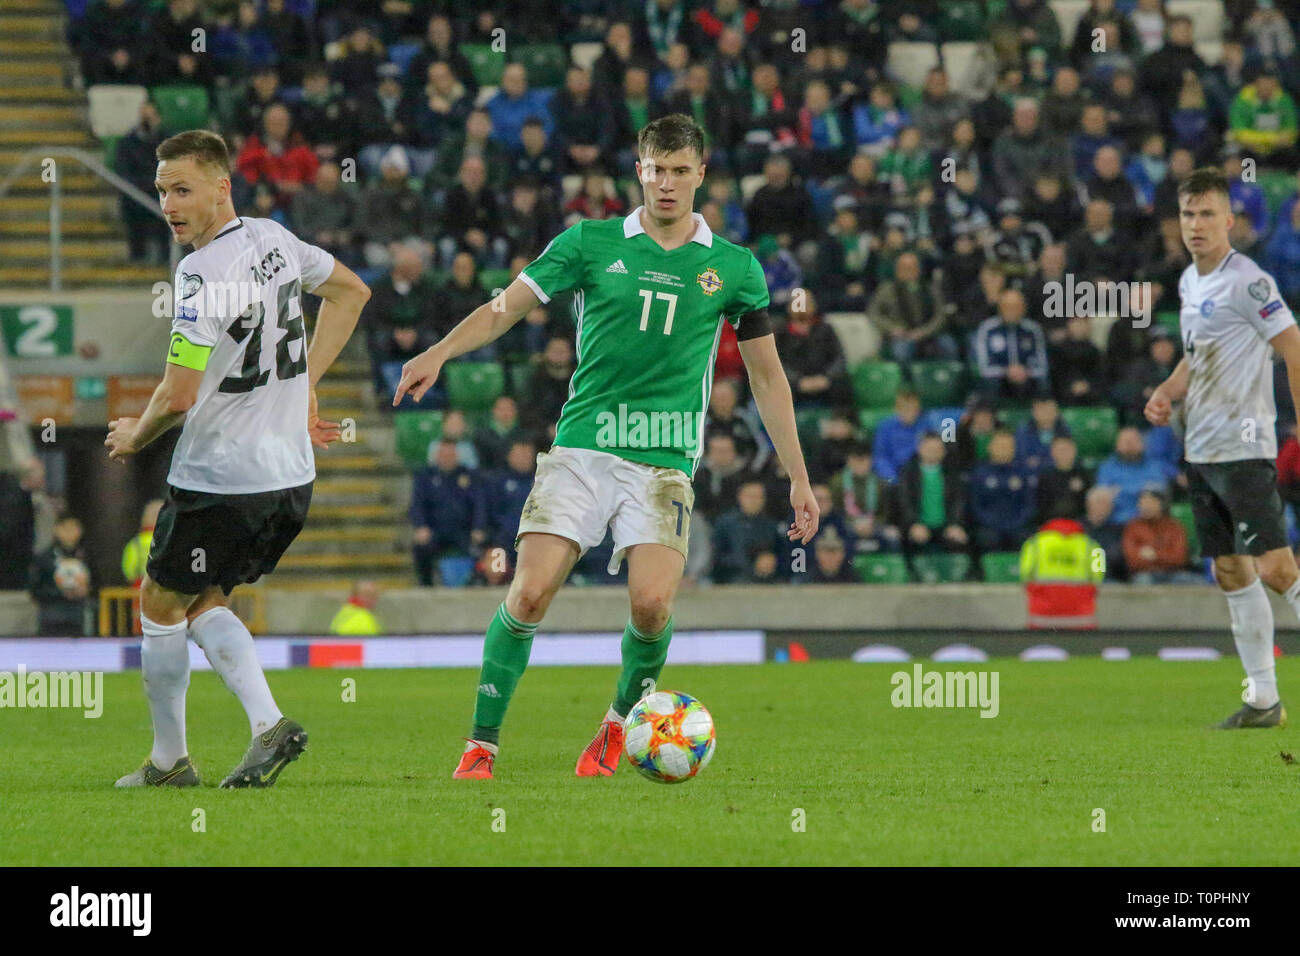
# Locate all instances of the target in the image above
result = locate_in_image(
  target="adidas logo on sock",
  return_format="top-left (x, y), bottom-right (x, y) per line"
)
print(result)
top-left (606, 259), bottom-right (628, 274)
top-left (478, 683), bottom-right (501, 698)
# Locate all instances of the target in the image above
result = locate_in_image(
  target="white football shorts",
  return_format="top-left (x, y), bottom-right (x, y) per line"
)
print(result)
top-left (516, 445), bottom-right (695, 573)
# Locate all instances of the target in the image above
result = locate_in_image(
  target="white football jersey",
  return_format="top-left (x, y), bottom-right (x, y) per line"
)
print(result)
top-left (167, 217), bottom-right (334, 494)
top-left (1178, 249), bottom-right (1296, 464)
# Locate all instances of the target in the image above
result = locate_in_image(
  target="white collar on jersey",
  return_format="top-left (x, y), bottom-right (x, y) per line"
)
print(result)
top-left (623, 206), bottom-right (713, 247)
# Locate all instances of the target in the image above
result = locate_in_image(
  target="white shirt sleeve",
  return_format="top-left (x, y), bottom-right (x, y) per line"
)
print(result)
top-left (172, 260), bottom-right (223, 347)
top-left (1238, 262), bottom-right (1296, 343)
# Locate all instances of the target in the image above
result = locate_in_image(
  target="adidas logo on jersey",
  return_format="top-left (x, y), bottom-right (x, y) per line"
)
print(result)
top-left (606, 259), bottom-right (628, 274)
top-left (478, 683), bottom-right (501, 698)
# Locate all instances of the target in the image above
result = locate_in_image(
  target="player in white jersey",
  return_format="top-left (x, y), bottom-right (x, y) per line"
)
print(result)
top-left (104, 131), bottom-right (371, 786)
top-left (1146, 168), bottom-right (1300, 729)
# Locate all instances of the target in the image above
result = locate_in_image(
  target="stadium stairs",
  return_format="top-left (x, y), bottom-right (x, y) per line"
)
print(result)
top-left (276, 336), bottom-right (416, 591)
top-left (0, 0), bottom-right (159, 288)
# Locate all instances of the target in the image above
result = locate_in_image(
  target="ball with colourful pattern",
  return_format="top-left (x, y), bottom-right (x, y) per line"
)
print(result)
top-left (623, 690), bottom-right (716, 783)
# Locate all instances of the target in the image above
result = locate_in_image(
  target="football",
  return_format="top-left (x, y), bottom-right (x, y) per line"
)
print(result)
top-left (623, 690), bottom-right (716, 784)
top-left (53, 556), bottom-right (90, 596)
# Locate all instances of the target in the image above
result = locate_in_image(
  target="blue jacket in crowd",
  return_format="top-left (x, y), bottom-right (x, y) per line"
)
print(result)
top-left (410, 464), bottom-right (486, 554)
top-left (872, 414), bottom-right (923, 482)
top-left (969, 461), bottom-right (1038, 533)
top-left (1095, 454), bottom-right (1168, 524)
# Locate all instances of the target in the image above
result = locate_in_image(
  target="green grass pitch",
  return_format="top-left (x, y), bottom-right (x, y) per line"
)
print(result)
top-left (3, 659), bottom-right (1299, 865)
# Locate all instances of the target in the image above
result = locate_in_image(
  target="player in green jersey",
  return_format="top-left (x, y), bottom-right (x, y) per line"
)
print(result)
top-left (393, 115), bottom-right (819, 779)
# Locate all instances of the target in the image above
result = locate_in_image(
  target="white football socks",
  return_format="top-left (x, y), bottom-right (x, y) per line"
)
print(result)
top-left (140, 613), bottom-right (191, 769)
top-left (189, 606), bottom-right (282, 736)
top-left (1224, 578), bottom-right (1279, 709)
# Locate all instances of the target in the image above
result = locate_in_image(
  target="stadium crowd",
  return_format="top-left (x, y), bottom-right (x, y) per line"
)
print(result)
top-left (41, 0), bottom-right (1300, 585)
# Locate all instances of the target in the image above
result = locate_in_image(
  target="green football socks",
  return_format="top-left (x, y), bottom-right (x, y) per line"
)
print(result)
top-left (470, 603), bottom-right (539, 745)
top-left (613, 617), bottom-right (673, 718)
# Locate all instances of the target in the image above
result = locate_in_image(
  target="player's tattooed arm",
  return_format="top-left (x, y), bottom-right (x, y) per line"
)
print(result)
top-left (393, 276), bottom-right (540, 405)
top-left (1145, 356), bottom-right (1190, 427)
top-left (736, 331), bottom-right (820, 544)
top-left (105, 361), bottom-right (202, 461)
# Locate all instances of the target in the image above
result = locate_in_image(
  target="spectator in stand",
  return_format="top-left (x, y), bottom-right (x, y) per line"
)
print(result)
top-left (711, 480), bottom-right (788, 584)
top-left (479, 439), bottom-right (537, 554)
top-left (1277, 426), bottom-right (1300, 533)
top-left (149, 0), bottom-right (214, 87)
top-left (745, 154), bottom-right (817, 245)
top-left (1095, 427), bottom-right (1168, 523)
top-left (29, 514), bottom-right (92, 637)
top-left (913, 67), bottom-right (969, 153)
top-left (704, 377), bottom-right (763, 472)
top-left (872, 388), bottom-right (924, 482)
top-left (983, 198), bottom-right (1053, 284)
top-left (896, 432), bottom-right (969, 564)
top-left (77, 0), bottom-right (149, 84)
top-left (973, 288), bottom-right (1050, 401)
top-left (1015, 396), bottom-right (1070, 472)
top-left (486, 63), bottom-right (556, 153)
top-left (867, 252), bottom-right (956, 367)
top-left (329, 581), bottom-right (383, 635)
top-left (1265, 180), bottom-right (1300, 303)
top-left (435, 410), bottom-right (481, 469)
top-left (797, 78), bottom-right (852, 178)
top-left (405, 14), bottom-right (478, 105)
top-left (291, 162), bottom-right (356, 265)
top-left (806, 526), bottom-right (861, 584)
top-left (1070, 103), bottom-right (1124, 182)
top-left (234, 65), bottom-right (285, 139)
top-left (1050, 313), bottom-right (1105, 405)
top-left (210, 0), bottom-right (277, 79)
top-left (1066, 199), bottom-right (1139, 280)
top-left (851, 80), bottom-right (910, 157)
top-left (1037, 434), bottom-right (1091, 522)
top-left (1123, 487), bottom-right (1200, 584)
top-left (294, 65), bottom-right (351, 161)
top-left (410, 440), bottom-right (487, 586)
top-left (329, 21), bottom-right (384, 98)
top-left (563, 172), bottom-right (626, 226)
top-left (664, 61), bottom-right (733, 159)
top-left (953, 263), bottom-right (1006, 356)
top-left (593, 20), bottom-right (640, 102)
top-left (991, 98), bottom-right (1070, 201)
top-left (1083, 485), bottom-right (1126, 580)
top-left (831, 440), bottom-right (899, 554)
top-left (474, 396), bottom-right (526, 472)
top-left (1229, 66), bottom-right (1299, 166)
top-left (1101, 67), bottom-right (1161, 149)
top-left (1042, 64), bottom-right (1086, 136)
top-left (808, 204), bottom-right (871, 312)
top-left (116, 101), bottom-right (169, 265)
top-left (432, 109), bottom-right (511, 195)
top-left (438, 156), bottom-right (508, 268)
top-left (410, 60), bottom-right (474, 155)
top-left (695, 432), bottom-right (752, 523)
top-left (235, 103), bottom-right (319, 207)
top-left (1114, 327), bottom-right (1180, 426)
top-left (775, 289), bottom-right (853, 409)
top-left (613, 66), bottom-right (663, 170)
top-left (0, 466), bottom-right (36, 590)
top-left (366, 243), bottom-right (440, 403)
top-left (520, 337), bottom-right (574, 446)
top-left (1081, 147), bottom-right (1141, 236)
top-left (1139, 14), bottom-right (1203, 115)
top-left (969, 429), bottom-right (1038, 554)
top-left (355, 146), bottom-right (424, 270)
top-left (551, 66), bottom-right (616, 175)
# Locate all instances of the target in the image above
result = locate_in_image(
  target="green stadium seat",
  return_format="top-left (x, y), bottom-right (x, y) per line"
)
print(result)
top-left (857, 408), bottom-right (893, 441)
top-left (796, 407), bottom-right (829, 450)
top-left (445, 361), bottom-right (505, 411)
top-left (852, 361), bottom-right (903, 410)
top-left (151, 85), bottom-right (209, 134)
top-left (1258, 169), bottom-right (1296, 220)
top-left (479, 268), bottom-right (513, 294)
top-left (981, 551), bottom-right (1021, 583)
top-left (102, 135), bottom-right (121, 173)
top-left (1060, 406), bottom-right (1118, 458)
top-left (910, 360), bottom-right (965, 408)
top-left (855, 552), bottom-right (909, 584)
top-left (512, 43), bottom-right (568, 88)
top-left (1170, 501), bottom-right (1200, 563)
top-left (999, 406), bottom-right (1032, 433)
top-left (911, 552), bottom-right (970, 584)
top-left (938, 0), bottom-right (985, 41)
top-left (460, 43), bottom-right (506, 86)
top-left (394, 410), bottom-right (443, 469)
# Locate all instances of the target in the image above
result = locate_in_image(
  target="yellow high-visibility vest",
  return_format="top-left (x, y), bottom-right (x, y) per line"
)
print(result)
top-left (329, 603), bottom-right (382, 636)
top-left (1019, 529), bottom-right (1105, 585)
top-left (121, 531), bottom-right (152, 583)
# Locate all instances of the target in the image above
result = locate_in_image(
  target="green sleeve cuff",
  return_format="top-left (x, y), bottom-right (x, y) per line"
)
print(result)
top-left (167, 332), bottom-right (212, 371)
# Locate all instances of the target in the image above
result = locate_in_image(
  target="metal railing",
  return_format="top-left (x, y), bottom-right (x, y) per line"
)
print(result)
top-left (0, 145), bottom-right (180, 291)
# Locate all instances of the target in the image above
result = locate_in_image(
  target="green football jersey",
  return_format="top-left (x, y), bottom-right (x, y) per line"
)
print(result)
top-left (519, 208), bottom-right (770, 475)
